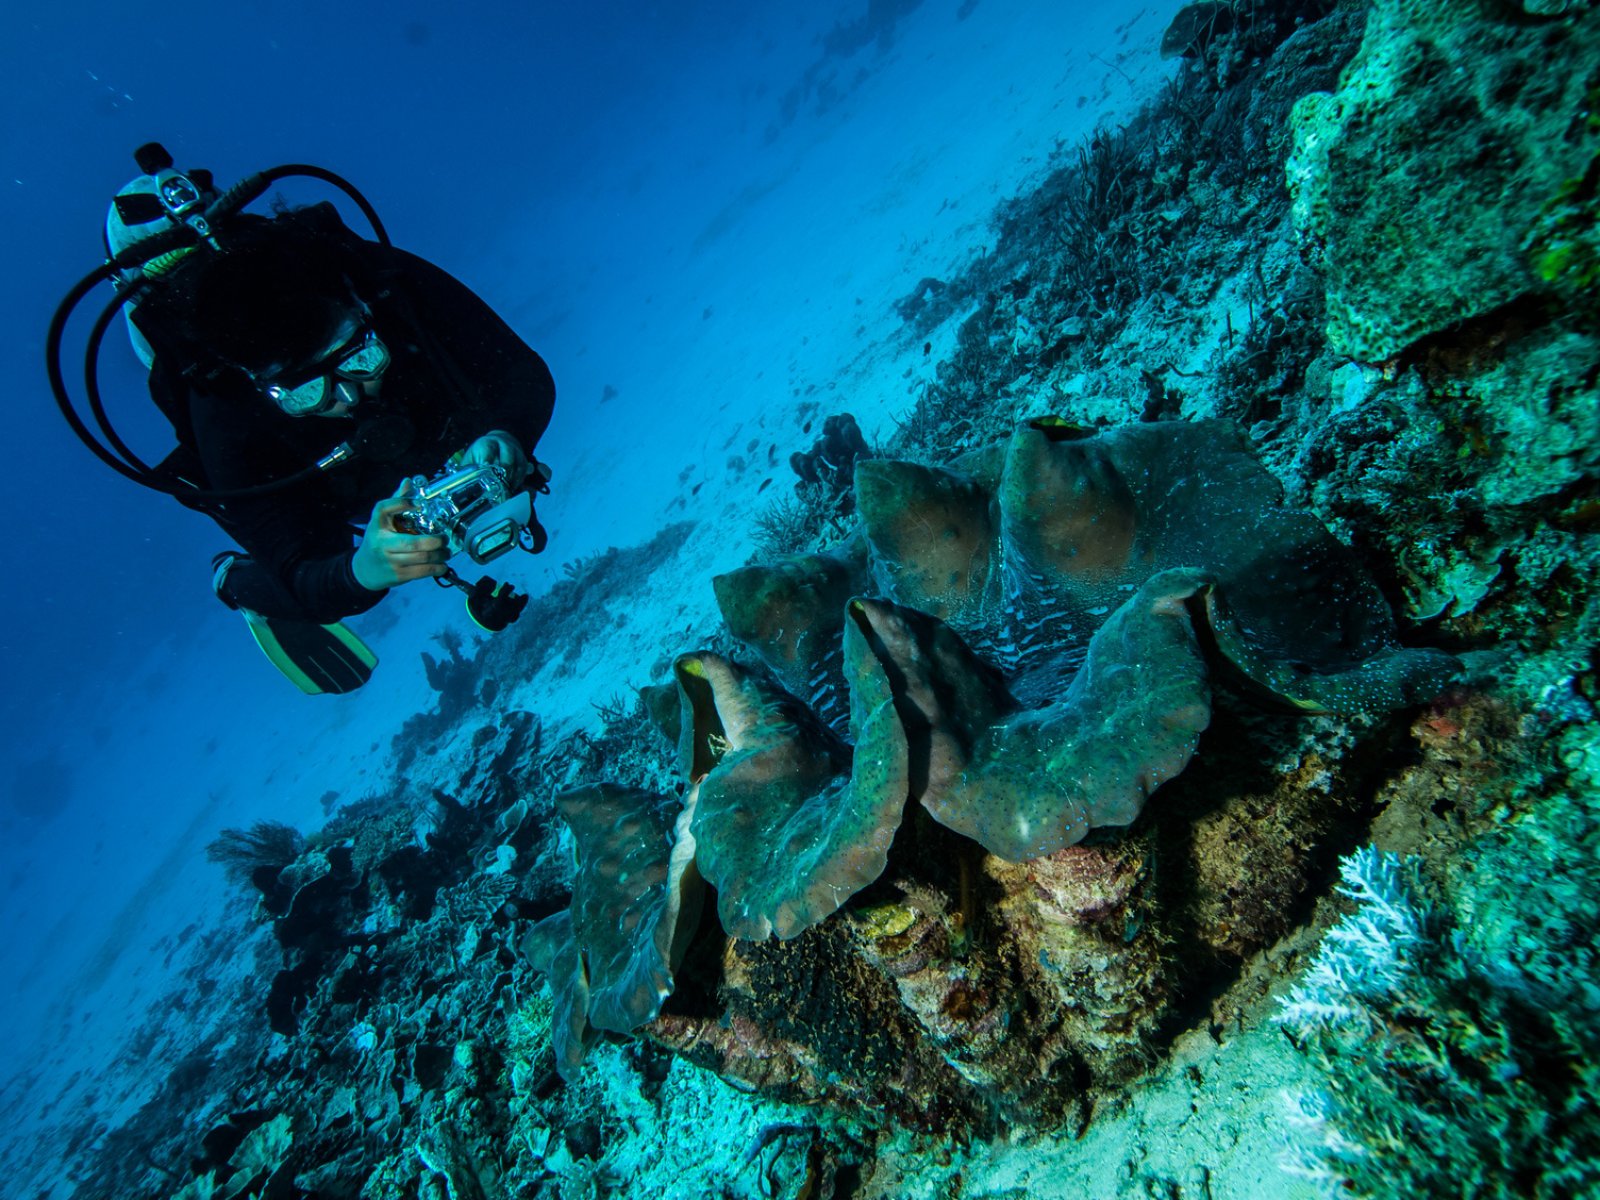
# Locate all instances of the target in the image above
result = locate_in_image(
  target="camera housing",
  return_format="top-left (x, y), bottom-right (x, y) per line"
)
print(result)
top-left (395, 463), bottom-right (533, 564)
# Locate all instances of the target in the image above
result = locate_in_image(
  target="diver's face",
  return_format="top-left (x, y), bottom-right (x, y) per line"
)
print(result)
top-left (260, 314), bottom-right (390, 418)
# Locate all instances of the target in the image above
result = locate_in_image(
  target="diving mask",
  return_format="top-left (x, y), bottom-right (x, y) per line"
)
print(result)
top-left (262, 327), bottom-right (391, 416)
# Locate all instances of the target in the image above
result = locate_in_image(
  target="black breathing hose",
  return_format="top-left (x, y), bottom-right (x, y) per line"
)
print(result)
top-left (238, 165), bottom-right (391, 247)
top-left (84, 275), bottom-right (342, 500)
top-left (46, 262), bottom-right (148, 486)
top-left (84, 277), bottom-right (154, 474)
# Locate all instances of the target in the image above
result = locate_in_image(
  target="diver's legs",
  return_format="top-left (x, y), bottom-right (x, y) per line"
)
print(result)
top-left (211, 551), bottom-right (315, 620)
top-left (210, 552), bottom-right (376, 694)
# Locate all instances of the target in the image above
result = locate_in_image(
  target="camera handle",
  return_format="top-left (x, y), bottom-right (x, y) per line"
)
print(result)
top-left (435, 568), bottom-right (529, 633)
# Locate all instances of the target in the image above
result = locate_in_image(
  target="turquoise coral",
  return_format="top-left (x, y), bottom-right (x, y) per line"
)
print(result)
top-left (1278, 817), bottom-right (1600, 1198)
top-left (1286, 0), bottom-right (1600, 360)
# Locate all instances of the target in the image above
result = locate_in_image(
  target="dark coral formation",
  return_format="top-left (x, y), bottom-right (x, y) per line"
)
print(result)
top-left (756, 412), bottom-right (877, 557)
top-left (205, 820), bottom-right (306, 887)
top-left (789, 412), bottom-right (871, 504)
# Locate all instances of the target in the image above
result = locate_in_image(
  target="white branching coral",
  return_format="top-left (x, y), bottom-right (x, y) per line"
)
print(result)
top-left (1275, 846), bottom-right (1426, 1031)
top-left (1274, 846), bottom-right (1430, 1194)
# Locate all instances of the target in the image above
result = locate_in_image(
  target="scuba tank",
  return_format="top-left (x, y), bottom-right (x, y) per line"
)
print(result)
top-left (103, 145), bottom-right (222, 369)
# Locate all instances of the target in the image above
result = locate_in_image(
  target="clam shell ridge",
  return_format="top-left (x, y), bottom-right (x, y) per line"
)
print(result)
top-left (531, 419), bottom-right (1458, 1075)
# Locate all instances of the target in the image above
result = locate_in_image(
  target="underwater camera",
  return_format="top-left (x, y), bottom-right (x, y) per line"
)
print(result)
top-left (396, 462), bottom-right (543, 632)
top-left (396, 463), bottom-right (532, 563)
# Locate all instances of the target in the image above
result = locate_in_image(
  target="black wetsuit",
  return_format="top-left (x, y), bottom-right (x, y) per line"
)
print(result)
top-left (144, 223), bottom-right (555, 623)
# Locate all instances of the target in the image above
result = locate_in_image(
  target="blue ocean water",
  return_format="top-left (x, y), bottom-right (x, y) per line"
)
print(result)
top-left (0, 0), bottom-right (1162, 1181)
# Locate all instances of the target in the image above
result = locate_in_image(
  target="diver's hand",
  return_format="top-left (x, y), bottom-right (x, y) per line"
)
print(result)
top-left (461, 430), bottom-right (530, 488)
top-left (352, 481), bottom-right (450, 592)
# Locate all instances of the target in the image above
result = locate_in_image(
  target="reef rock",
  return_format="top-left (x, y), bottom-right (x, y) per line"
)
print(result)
top-left (1286, 0), bottom-right (1600, 360)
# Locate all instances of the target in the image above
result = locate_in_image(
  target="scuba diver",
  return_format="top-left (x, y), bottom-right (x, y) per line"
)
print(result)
top-left (49, 144), bottom-right (555, 694)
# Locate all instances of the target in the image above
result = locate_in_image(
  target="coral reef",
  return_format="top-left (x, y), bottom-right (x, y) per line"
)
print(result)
top-left (884, 0), bottom-right (1365, 465)
top-left (754, 412), bottom-right (875, 557)
top-left (1279, 796), bottom-right (1600, 1199)
top-left (1251, 643), bottom-right (1600, 1197)
top-left (170, 1113), bottom-right (295, 1200)
top-left (204, 820), bottom-right (306, 887)
top-left (789, 412), bottom-right (871, 505)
